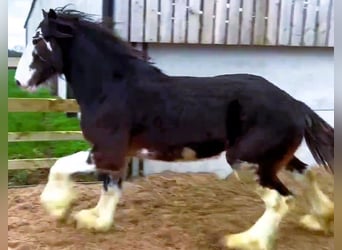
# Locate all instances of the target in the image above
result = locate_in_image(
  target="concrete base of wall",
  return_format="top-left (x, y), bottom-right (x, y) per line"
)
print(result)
top-left (143, 152), bottom-right (231, 179)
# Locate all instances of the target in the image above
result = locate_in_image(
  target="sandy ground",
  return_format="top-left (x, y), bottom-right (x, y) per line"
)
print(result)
top-left (8, 168), bottom-right (333, 250)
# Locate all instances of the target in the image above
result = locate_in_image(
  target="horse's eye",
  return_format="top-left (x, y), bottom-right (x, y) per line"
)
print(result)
top-left (32, 39), bottom-right (38, 45)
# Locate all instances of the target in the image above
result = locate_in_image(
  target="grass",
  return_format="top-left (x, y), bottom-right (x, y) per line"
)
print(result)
top-left (8, 69), bottom-right (90, 185)
top-left (8, 69), bottom-right (89, 159)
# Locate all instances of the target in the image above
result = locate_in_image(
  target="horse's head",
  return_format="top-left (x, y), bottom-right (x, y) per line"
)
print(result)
top-left (15, 7), bottom-right (156, 93)
top-left (15, 9), bottom-right (72, 92)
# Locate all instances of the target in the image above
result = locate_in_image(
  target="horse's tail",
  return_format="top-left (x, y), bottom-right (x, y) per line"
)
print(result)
top-left (302, 104), bottom-right (334, 174)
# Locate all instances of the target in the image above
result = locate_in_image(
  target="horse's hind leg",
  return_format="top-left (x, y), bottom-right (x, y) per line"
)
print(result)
top-left (224, 131), bottom-right (300, 250)
top-left (73, 173), bottom-right (123, 232)
top-left (40, 150), bottom-right (96, 220)
top-left (225, 162), bottom-right (295, 250)
top-left (285, 158), bottom-right (334, 234)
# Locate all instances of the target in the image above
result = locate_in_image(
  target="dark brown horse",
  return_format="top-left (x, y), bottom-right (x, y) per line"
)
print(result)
top-left (15, 7), bottom-right (334, 250)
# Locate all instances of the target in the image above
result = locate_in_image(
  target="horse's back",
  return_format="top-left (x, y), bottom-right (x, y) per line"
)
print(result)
top-left (163, 73), bottom-right (300, 115)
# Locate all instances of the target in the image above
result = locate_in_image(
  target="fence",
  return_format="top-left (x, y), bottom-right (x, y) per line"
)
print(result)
top-left (8, 57), bottom-right (20, 69)
top-left (8, 97), bottom-right (81, 170)
top-left (8, 98), bottom-right (142, 176)
top-left (113, 0), bottom-right (334, 47)
top-left (8, 59), bottom-right (141, 178)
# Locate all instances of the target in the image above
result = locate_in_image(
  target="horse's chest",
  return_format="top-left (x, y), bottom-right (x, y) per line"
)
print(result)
top-left (80, 116), bottom-right (120, 146)
top-left (80, 124), bottom-right (112, 146)
top-left (79, 104), bottom-right (127, 144)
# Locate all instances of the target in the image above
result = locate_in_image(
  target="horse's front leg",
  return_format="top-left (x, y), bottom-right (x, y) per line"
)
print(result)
top-left (73, 173), bottom-right (123, 232)
top-left (72, 132), bottom-right (129, 232)
top-left (40, 150), bottom-right (96, 220)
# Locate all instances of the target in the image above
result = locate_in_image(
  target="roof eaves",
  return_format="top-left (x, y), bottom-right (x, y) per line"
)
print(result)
top-left (24, 0), bottom-right (37, 28)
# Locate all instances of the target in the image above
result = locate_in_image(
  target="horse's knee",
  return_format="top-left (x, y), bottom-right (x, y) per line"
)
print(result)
top-left (50, 150), bottom-right (96, 175)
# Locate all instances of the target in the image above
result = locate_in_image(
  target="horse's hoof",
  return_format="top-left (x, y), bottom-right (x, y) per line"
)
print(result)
top-left (300, 214), bottom-right (334, 235)
top-left (224, 232), bottom-right (276, 250)
top-left (73, 208), bottom-right (113, 232)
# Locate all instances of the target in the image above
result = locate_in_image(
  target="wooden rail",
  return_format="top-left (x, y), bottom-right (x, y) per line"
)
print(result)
top-left (8, 131), bottom-right (83, 142)
top-left (9, 158), bottom-right (58, 170)
top-left (8, 98), bottom-right (79, 112)
top-left (8, 96), bottom-right (83, 170)
top-left (8, 63), bottom-right (140, 177)
top-left (8, 57), bottom-right (20, 69)
top-left (8, 97), bottom-right (140, 175)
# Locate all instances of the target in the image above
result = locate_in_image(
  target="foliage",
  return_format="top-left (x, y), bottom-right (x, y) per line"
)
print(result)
top-left (8, 49), bottom-right (22, 57)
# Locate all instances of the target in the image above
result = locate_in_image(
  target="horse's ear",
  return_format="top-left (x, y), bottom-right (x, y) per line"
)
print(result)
top-left (42, 9), bottom-right (48, 18)
top-left (42, 8), bottom-right (73, 38)
top-left (48, 9), bottom-right (57, 19)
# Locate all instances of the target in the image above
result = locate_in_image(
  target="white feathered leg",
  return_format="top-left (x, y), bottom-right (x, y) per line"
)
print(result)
top-left (40, 151), bottom-right (96, 219)
top-left (293, 168), bottom-right (334, 234)
top-left (225, 186), bottom-right (294, 250)
top-left (73, 177), bottom-right (122, 232)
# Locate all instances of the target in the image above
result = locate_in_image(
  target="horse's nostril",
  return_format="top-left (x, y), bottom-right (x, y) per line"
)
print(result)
top-left (16, 80), bottom-right (21, 86)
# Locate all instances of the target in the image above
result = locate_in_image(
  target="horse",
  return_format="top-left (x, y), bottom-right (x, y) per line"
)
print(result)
top-left (15, 7), bottom-right (334, 250)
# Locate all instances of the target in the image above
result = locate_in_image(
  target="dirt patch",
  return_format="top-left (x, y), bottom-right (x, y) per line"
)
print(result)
top-left (8, 168), bottom-right (333, 250)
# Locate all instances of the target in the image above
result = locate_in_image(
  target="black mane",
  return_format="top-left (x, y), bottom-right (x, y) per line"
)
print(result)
top-left (50, 6), bottom-right (153, 63)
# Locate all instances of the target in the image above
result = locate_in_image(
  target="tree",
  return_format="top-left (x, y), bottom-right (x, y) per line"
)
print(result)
top-left (8, 49), bottom-right (22, 57)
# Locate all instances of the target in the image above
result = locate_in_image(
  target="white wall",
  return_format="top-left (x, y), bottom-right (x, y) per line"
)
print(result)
top-left (26, 0), bottom-right (103, 99)
top-left (148, 44), bottom-right (334, 111)
top-left (26, 0), bottom-right (103, 44)
top-left (143, 44), bottom-right (334, 179)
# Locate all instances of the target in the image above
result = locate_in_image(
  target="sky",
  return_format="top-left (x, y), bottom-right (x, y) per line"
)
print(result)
top-left (8, 0), bottom-right (32, 51)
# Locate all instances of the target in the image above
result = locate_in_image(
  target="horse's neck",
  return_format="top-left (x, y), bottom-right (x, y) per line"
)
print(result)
top-left (62, 35), bottom-right (165, 105)
top-left (62, 45), bottom-right (111, 103)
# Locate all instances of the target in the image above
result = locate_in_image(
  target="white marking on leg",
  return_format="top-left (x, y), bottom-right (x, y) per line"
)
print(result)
top-left (74, 183), bottom-right (121, 232)
top-left (40, 151), bottom-right (96, 219)
top-left (15, 42), bottom-right (36, 87)
top-left (226, 187), bottom-right (293, 250)
top-left (301, 169), bottom-right (333, 209)
top-left (49, 151), bottom-right (96, 175)
top-left (296, 168), bottom-right (334, 234)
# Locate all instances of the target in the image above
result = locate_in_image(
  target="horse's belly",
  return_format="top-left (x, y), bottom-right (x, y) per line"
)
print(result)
top-left (131, 127), bottom-right (227, 162)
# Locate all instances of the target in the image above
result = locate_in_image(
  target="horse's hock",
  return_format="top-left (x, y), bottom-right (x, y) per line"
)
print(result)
top-left (8, 169), bottom-right (333, 250)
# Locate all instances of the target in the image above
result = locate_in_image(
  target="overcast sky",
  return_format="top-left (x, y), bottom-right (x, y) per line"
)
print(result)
top-left (8, 0), bottom-right (32, 50)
